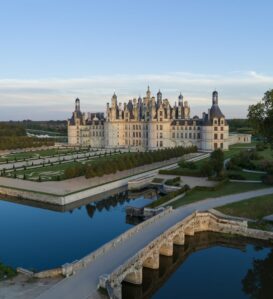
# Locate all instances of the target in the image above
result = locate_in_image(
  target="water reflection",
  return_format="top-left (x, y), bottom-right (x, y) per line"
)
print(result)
top-left (0, 188), bottom-right (157, 270)
top-left (242, 248), bottom-right (273, 299)
top-left (123, 232), bottom-right (273, 299)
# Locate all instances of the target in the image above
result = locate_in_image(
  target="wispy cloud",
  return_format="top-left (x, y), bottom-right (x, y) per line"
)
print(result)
top-left (0, 71), bottom-right (272, 120)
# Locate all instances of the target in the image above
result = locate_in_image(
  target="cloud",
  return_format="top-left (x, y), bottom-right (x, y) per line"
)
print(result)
top-left (0, 71), bottom-right (272, 120)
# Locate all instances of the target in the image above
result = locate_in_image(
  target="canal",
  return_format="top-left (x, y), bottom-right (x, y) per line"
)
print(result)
top-left (123, 232), bottom-right (273, 299)
top-left (0, 188), bottom-right (157, 271)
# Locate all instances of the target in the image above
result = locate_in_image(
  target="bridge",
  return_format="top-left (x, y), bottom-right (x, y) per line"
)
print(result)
top-left (36, 187), bottom-right (273, 299)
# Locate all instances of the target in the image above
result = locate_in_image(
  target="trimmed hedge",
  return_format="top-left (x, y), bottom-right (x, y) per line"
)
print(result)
top-left (148, 184), bottom-right (190, 208)
top-left (64, 146), bottom-right (197, 179)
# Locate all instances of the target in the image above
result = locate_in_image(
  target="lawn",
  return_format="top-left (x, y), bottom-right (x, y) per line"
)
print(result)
top-left (226, 169), bottom-right (263, 181)
top-left (171, 181), bottom-right (269, 209)
top-left (216, 194), bottom-right (273, 220)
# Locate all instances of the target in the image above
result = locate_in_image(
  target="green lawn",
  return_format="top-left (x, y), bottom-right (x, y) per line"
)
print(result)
top-left (216, 194), bottom-right (273, 220)
top-left (226, 169), bottom-right (263, 181)
top-left (171, 182), bottom-right (269, 209)
top-left (258, 147), bottom-right (273, 161)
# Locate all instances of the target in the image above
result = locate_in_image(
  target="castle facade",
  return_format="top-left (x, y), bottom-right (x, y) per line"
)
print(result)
top-left (68, 87), bottom-right (251, 151)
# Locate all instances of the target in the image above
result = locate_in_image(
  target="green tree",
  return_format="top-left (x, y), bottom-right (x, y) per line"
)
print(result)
top-left (248, 89), bottom-right (273, 145)
top-left (210, 149), bottom-right (224, 176)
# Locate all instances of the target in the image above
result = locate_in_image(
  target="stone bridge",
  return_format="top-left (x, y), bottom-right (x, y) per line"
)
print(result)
top-left (98, 211), bottom-right (249, 298)
top-left (35, 187), bottom-right (273, 299)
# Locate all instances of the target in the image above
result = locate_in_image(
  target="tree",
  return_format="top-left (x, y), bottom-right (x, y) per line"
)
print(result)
top-left (210, 149), bottom-right (224, 176)
top-left (248, 89), bottom-right (273, 146)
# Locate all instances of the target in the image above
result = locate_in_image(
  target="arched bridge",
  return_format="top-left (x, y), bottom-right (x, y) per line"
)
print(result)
top-left (36, 187), bottom-right (273, 299)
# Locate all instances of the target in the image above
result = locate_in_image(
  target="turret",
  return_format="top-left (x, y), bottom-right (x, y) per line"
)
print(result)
top-left (75, 98), bottom-right (80, 112)
top-left (178, 93), bottom-right (183, 106)
top-left (111, 92), bottom-right (117, 107)
top-left (146, 86), bottom-right (151, 99)
top-left (157, 90), bottom-right (162, 105)
top-left (212, 91), bottom-right (218, 105)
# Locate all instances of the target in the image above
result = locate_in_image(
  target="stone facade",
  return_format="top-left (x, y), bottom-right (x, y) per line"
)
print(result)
top-left (68, 88), bottom-right (250, 151)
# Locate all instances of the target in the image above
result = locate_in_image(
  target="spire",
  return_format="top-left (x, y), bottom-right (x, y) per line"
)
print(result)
top-left (146, 85), bottom-right (151, 98)
top-left (212, 90), bottom-right (218, 105)
top-left (75, 98), bottom-right (80, 112)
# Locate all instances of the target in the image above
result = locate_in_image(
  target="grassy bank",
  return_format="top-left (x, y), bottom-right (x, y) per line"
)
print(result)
top-left (0, 262), bottom-right (17, 280)
top-left (216, 194), bottom-right (273, 220)
top-left (171, 182), bottom-right (269, 208)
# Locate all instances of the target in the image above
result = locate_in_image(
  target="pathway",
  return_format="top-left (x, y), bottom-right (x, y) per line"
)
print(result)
top-left (35, 186), bottom-right (273, 299)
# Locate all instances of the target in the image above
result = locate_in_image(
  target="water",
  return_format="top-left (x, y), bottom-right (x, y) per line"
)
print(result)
top-left (0, 188), bottom-right (157, 271)
top-left (123, 232), bottom-right (273, 299)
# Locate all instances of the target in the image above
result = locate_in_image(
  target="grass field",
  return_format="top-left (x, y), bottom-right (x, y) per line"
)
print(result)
top-left (226, 169), bottom-right (263, 181)
top-left (216, 194), bottom-right (273, 220)
top-left (171, 181), bottom-right (269, 209)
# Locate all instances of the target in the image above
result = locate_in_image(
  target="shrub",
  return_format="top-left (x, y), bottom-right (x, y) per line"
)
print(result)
top-left (262, 174), bottom-right (273, 185)
top-left (165, 176), bottom-right (181, 186)
top-left (227, 173), bottom-right (246, 180)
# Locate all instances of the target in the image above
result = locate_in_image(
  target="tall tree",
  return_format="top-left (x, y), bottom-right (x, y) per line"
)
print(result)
top-left (248, 89), bottom-right (273, 146)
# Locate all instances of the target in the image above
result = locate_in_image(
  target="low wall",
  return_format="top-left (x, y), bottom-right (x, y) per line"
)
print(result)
top-left (0, 186), bottom-right (64, 205)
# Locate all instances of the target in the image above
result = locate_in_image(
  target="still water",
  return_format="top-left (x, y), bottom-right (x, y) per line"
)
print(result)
top-left (0, 188), bottom-right (157, 271)
top-left (123, 232), bottom-right (273, 299)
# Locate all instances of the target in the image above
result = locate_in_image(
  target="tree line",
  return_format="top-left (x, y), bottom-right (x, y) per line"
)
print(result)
top-left (64, 146), bottom-right (197, 179)
top-left (0, 136), bottom-right (54, 150)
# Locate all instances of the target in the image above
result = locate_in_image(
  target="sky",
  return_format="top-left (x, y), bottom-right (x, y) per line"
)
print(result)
top-left (0, 0), bottom-right (273, 120)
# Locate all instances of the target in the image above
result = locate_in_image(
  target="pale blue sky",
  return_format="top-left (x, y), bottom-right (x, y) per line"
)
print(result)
top-left (0, 0), bottom-right (273, 119)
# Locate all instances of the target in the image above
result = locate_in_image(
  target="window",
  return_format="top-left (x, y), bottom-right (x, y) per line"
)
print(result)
top-left (160, 141), bottom-right (163, 147)
top-left (214, 119), bottom-right (218, 125)
top-left (214, 143), bottom-right (218, 149)
top-left (172, 132), bottom-right (175, 138)
top-left (189, 133), bottom-right (192, 139)
top-left (214, 127), bottom-right (218, 131)
top-left (214, 133), bottom-right (217, 139)
top-left (160, 125), bottom-right (163, 130)
top-left (160, 111), bottom-right (163, 116)
top-left (221, 134), bottom-right (224, 139)
top-left (221, 127), bottom-right (224, 131)
top-left (220, 143), bottom-right (223, 149)
top-left (181, 133), bottom-right (183, 138)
